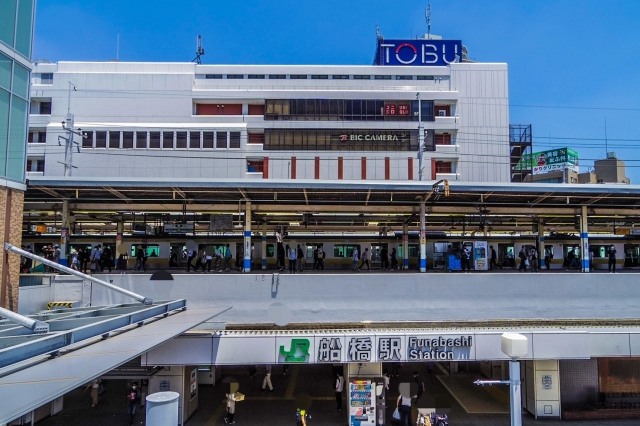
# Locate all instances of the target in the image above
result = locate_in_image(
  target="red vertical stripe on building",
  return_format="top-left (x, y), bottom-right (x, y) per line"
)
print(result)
top-left (361, 157), bottom-right (367, 180)
top-left (262, 157), bottom-right (269, 179)
top-left (385, 157), bottom-right (390, 180)
top-left (338, 157), bottom-right (344, 180)
top-left (314, 157), bottom-right (320, 179)
top-left (291, 157), bottom-right (297, 179)
top-left (431, 158), bottom-right (436, 180)
top-left (408, 157), bottom-right (414, 181)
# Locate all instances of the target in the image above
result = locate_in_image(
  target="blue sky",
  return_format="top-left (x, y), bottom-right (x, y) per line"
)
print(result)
top-left (33, 0), bottom-right (640, 182)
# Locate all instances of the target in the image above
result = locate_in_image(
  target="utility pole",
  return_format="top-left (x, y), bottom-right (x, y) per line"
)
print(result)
top-left (417, 92), bottom-right (424, 181)
top-left (60, 82), bottom-right (83, 176)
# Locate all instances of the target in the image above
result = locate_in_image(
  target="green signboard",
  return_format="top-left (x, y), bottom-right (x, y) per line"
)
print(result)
top-left (515, 148), bottom-right (579, 175)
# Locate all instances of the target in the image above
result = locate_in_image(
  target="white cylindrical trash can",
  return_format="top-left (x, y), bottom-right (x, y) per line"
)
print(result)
top-left (146, 391), bottom-right (180, 426)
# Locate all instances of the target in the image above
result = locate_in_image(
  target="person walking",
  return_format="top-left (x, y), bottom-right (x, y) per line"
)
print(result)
top-left (529, 247), bottom-right (539, 272)
top-left (351, 247), bottom-right (359, 271)
top-left (518, 246), bottom-right (528, 271)
top-left (412, 371), bottom-right (425, 402)
top-left (224, 243), bottom-right (233, 271)
top-left (287, 244), bottom-right (296, 274)
top-left (224, 390), bottom-right (237, 424)
top-left (261, 365), bottom-right (273, 391)
top-left (608, 244), bottom-right (617, 272)
top-left (334, 372), bottom-right (344, 411)
top-left (358, 248), bottom-right (370, 271)
top-left (296, 244), bottom-right (305, 272)
top-left (544, 247), bottom-right (552, 270)
top-left (396, 389), bottom-right (413, 426)
top-left (126, 382), bottom-right (141, 425)
top-left (489, 245), bottom-right (497, 270)
top-left (135, 245), bottom-right (146, 272)
top-left (86, 378), bottom-right (101, 407)
top-left (276, 242), bottom-right (285, 272)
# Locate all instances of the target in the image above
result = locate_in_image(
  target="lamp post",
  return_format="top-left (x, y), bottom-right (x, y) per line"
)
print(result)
top-left (474, 333), bottom-right (528, 426)
top-left (417, 92), bottom-right (424, 181)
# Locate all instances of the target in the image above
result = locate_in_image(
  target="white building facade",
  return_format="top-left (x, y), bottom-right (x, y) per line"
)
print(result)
top-left (28, 60), bottom-right (509, 182)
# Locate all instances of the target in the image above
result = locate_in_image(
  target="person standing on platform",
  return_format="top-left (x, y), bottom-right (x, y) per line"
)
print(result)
top-left (296, 244), bottom-right (305, 272)
top-left (224, 390), bottom-right (238, 424)
top-left (608, 244), bottom-right (617, 273)
top-left (358, 247), bottom-right (371, 271)
top-left (544, 247), bottom-right (552, 270)
top-left (461, 247), bottom-right (471, 272)
top-left (136, 245), bottom-right (146, 272)
top-left (351, 247), bottom-right (359, 271)
top-left (390, 247), bottom-right (398, 270)
top-left (489, 245), bottom-right (497, 270)
top-left (126, 382), bottom-right (140, 425)
top-left (261, 365), bottom-right (273, 391)
top-left (334, 372), bottom-right (344, 411)
top-left (518, 246), bottom-right (528, 271)
top-left (276, 242), bottom-right (285, 272)
top-left (412, 371), bottom-right (425, 402)
top-left (224, 243), bottom-right (233, 271)
top-left (529, 247), bottom-right (539, 272)
top-left (312, 246), bottom-right (319, 270)
top-left (318, 246), bottom-right (325, 270)
top-left (380, 246), bottom-right (389, 270)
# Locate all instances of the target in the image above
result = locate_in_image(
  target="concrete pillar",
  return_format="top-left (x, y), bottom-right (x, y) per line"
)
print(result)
top-left (537, 221), bottom-right (545, 269)
top-left (419, 202), bottom-right (426, 272)
top-left (116, 220), bottom-right (124, 255)
top-left (261, 221), bottom-right (267, 270)
top-left (580, 205), bottom-right (590, 272)
top-left (60, 200), bottom-right (69, 266)
top-left (0, 187), bottom-right (24, 311)
top-left (402, 222), bottom-right (409, 270)
top-left (243, 202), bottom-right (252, 273)
top-left (523, 359), bottom-right (560, 419)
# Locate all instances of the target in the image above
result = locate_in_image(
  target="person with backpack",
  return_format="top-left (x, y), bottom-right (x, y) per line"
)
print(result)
top-left (126, 382), bottom-right (141, 425)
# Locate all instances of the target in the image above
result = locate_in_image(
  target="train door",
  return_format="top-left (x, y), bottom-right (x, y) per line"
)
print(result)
top-left (169, 242), bottom-right (185, 266)
top-left (563, 243), bottom-right (580, 269)
top-left (498, 243), bottom-right (515, 268)
top-left (624, 244), bottom-right (640, 267)
top-left (370, 243), bottom-right (387, 269)
top-left (432, 241), bottom-right (449, 270)
top-left (305, 244), bottom-right (314, 269)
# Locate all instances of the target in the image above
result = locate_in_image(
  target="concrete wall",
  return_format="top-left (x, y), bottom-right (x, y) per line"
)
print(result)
top-left (19, 271), bottom-right (640, 325)
top-left (0, 187), bottom-right (24, 311)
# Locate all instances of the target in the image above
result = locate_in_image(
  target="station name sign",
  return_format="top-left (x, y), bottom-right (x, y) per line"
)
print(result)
top-left (376, 39), bottom-right (463, 66)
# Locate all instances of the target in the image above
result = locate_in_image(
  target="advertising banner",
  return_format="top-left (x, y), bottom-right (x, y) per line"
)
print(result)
top-left (375, 39), bottom-right (463, 66)
top-left (515, 148), bottom-right (579, 176)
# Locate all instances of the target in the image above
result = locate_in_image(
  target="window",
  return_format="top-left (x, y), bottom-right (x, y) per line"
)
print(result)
top-left (290, 75), bottom-right (308, 79)
top-left (435, 161), bottom-right (452, 174)
top-left (176, 131), bottom-right (187, 149)
top-left (95, 131), bottom-right (107, 148)
top-left (417, 75), bottom-right (435, 80)
top-left (247, 104), bottom-right (264, 115)
top-left (189, 131), bottom-right (201, 149)
top-left (149, 131), bottom-right (160, 149)
top-left (229, 132), bottom-right (240, 149)
top-left (247, 159), bottom-right (264, 173)
top-left (353, 75), bottom-right (370, 80)
top-left (248, 74), bottom-right (265, 79)
top-left (203, 131), bottom-right (214, 149)
top-left (108, 131), bottom-right (120, 148)
top-left (28, 129), bottom-right (46, 143)
top-left (374, 75), bottom-right (392, 80)
top-left (435, 133), bottom-right (452, 145)
top-left (122, 131), bottom-right (134, 149)
top-left (131, 244), bottom-right (160, 258)
top-left (266, 244), bottom-right (275, 258)
top-left (205, 74), bottom-right (223, 79)
top-left (268, 74), bottom-right (286, 79)
top-left (226, 74), bottom-right (244, 79)
top-left (332, 75), bottom-right (349, 80)
top-left (136, 131), bottom-right (147, 148)
top-left (162, 131), bottom-right (174, 149)
top-left (33, 73), bottom-right (53, 84)
top-left (333, 244), bottom-right (361, 258)
top-left (82, 131), bottom-right (94, 148)
top-left (248, 133), bottom-right (265, 144)
top-left (26, 158), bottom-right (45, 172)
top-left (311, 75), bottom-right (328, 80)
top-left (216, 132), bottom-right (227, 149)
top-left (395, 75), bottom-right (413, 80)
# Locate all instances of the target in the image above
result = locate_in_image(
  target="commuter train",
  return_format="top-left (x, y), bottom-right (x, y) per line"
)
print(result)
top-left (21, 231), bottom-right (640, 272)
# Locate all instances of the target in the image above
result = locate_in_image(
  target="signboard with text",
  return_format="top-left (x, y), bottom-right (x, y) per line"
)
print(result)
top-left (515, 148), bottom-right (579, 176)
top-left (375, 39), bottom-right (463, 66)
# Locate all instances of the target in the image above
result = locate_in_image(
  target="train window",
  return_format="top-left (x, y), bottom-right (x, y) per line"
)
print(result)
top-left (408, 244), bottom-right (419, 258)
top-left (266, 244), bottom-right (275, 258)
top-left (131, 244), bottom-right (160, 257)
top-left (590, 245), bottom-right (607, 258)
top-left (334, 244), bottom-right (361, 258)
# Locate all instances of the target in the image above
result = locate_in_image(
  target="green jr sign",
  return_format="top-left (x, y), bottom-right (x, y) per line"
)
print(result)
top-left (279, 338), bottom-right (311, 363)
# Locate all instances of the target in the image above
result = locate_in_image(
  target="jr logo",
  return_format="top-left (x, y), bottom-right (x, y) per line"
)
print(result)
top-left (279, 338), bottom-right (311, 363)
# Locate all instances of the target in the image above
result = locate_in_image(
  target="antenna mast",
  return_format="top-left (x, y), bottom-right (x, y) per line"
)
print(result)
top-left (193, 35), bottom-right (205, 64)
top-left (426, 1), bottom-right (432, 39)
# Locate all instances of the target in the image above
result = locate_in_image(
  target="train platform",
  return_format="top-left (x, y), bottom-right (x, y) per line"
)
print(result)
top-left (35, 363), bottom-right (640, 426)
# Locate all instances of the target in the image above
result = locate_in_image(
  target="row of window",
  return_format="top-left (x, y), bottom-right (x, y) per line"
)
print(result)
top-left (202, 74), bottom-right (445, 81)
top-left (263, 129), bottom-right (426, 152)
top-left (80, 130), bottom-right (241, 150)
top-left (264, 99), bottom-right (436, 122)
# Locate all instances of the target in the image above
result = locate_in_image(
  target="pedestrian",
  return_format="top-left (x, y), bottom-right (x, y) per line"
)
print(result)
top-left (413, 371), bottom-right (425, 402)
top-left (382, 370), bottom-right (390, 391)
top-left (335, 372), bottom-right (344, 411)
top-left (276, 242), bottom-right (285, 272)
top-left (204, 249), bottom-right (213, 272)
top-left (489, 245), bottom-right (497, 270)
top-left (351, 247), bottom-right (359, 271)
top-left (295, 408), bottom-right (311, 426)
top-left (70, 249), bottom-right (79, 271)
top-left (287, 244), bottom-right (296, 274)
top-left (358, 247), bottom-right (370, 271)
top-left (544, 247), bottom-right (552, 270)
top-left (529, 247), bottom-right (538, 272)
top-left (296, 244), bottom-right (305, 272)
top-left (91, 244), bottom-right (103, 272)
top-left (380, 246), bottom-right (389, 270)
top-left (135, 245), bottom-right (146, 272)
top-left (608, 244), bottom-right (617, 272)
top-left (186, 248), bottom-right (196, 272)
top-left (312, 246), bottom-right (319, 270)
top-left (224, 243), bottom-right (233, 271)
top-left (396, 387), bottom-right (413, 426)
top-left (53, 244), bottom-right (61, 264)
top-left (224, 390), bottom-right (237, 424)
top-left (461, 247), bottom-right (471, 272)
top-left (390, 247), bottom-right (398, 270)
top-left (126, 382), bottom-right (140, 425)
top-left (518, 246), bottom-right (527, 271)
top-left (261, 365), bottom-right (273, 391)
top-left (86, 378), bottom-right (100, 407)
top-left (318, 246), bottom-right (325, 270)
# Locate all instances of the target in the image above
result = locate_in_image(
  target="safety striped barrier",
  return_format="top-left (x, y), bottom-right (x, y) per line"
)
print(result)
top-left (47, 301), bottom-right (74, 310)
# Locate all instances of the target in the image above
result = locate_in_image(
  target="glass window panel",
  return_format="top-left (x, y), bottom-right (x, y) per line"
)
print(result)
top-left (229, 132), bottom-right (240, 148)
top-left (7, 95), bottom-right (27, 180)
top-left (189, 131), bottom-right (201, 148)
top-left (149, 131), bottom-right (160, 148)
top-left (122, 131), bottom-right (133, 148)
top-left (135, 131), bottom-right (147, 148)
top-left (248, 74), bottom-right (265, 79)
top-left (95, 131), bottom-right (107, 148)
top-left (0, 53), bottom-right (11, 91)
top-left (226, 74), bottom-right (244, 79)
top-left (268, 74), bottom-right (286, 79)
top-left (81, 130), bottom-right (93, 148)
top-left (216, 132), bottom-right (227, 149)
top-left (162, 131), bottom-right (173, 148)
top-left (15, 0), bottom-right (34, 57)
top-left (0, 0), bottom-right (16, 47)
top-left (176, 131), bottom-right (187, 148)
top-left (0, 90), bottom-right (9, 175)
top-left (108, 131), bottom-right (120, 148)
top-left (203, 131), bottom-right (214, 149)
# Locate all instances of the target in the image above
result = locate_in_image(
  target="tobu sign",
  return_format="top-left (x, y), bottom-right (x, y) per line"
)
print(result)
top-left (376, 39), bottom-right (463, 66)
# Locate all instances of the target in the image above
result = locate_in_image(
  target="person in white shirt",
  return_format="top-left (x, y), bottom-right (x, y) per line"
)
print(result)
top-left (335, 372), bottom-right (344, 410)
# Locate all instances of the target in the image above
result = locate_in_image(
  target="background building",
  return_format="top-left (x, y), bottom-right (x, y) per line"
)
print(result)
top-left (0, 0), bottom-right (35, 310)
top-left (27, 57), bottom-right (510, 182)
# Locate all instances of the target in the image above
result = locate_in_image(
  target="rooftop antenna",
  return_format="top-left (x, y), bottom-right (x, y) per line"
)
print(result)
top-left (193, 35), bottom-right (205, 64)
top-left (426, 1), bottom-right (432, 39)
top-left (375, 24), bottom-right (382, 41)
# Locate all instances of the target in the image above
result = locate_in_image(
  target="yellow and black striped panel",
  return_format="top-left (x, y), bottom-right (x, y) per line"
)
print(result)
top-left (47, 301), bottom-right (74, 310)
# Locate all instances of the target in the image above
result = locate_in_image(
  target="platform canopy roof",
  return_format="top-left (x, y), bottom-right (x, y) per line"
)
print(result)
top-left (23, 177), bottom-right (640, 234)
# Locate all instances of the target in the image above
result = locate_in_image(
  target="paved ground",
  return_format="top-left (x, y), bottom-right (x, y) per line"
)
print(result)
top-left (36, 363), bottom-right (640, 426)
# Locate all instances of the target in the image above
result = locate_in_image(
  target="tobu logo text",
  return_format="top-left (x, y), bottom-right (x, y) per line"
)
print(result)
top-left (378, 40), bottom-right (462, 66)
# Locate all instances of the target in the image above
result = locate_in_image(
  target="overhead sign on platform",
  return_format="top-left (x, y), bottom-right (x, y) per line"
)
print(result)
top-left (375, 39), bottom-right (463, 66)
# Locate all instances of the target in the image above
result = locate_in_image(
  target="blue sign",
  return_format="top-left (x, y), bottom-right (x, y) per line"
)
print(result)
top-left (375, 39), bottom-right (463, 66)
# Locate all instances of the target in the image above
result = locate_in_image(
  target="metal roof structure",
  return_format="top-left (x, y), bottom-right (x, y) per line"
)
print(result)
top-left (0, 301), bottom-right (230, 424)
top-left (23, 177), bottom-right (640, 234)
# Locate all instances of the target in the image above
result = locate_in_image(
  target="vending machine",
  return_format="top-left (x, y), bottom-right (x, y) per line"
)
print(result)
top-left (473, 241), bottom-right (488, 270)
top-left (348, 378), bottom-right (386, 425)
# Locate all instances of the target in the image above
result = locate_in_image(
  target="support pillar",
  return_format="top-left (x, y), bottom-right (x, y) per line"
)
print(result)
top-left (261, 221), bottom-right (267, 270)
top-left (60, 200), bottom-right (69, 267)
top-left (243, 202), bottom-right (252, 273)
top-left (509, 360), bottom-right (522, 426)
top-left (537, 221), bottom-right (545, 269)
top-left (580, 205), bottom-right (589, 272)
top-left (402, 222), bottom-right (409, 270)
top-left (419, 202), bottom-right (426, 272)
